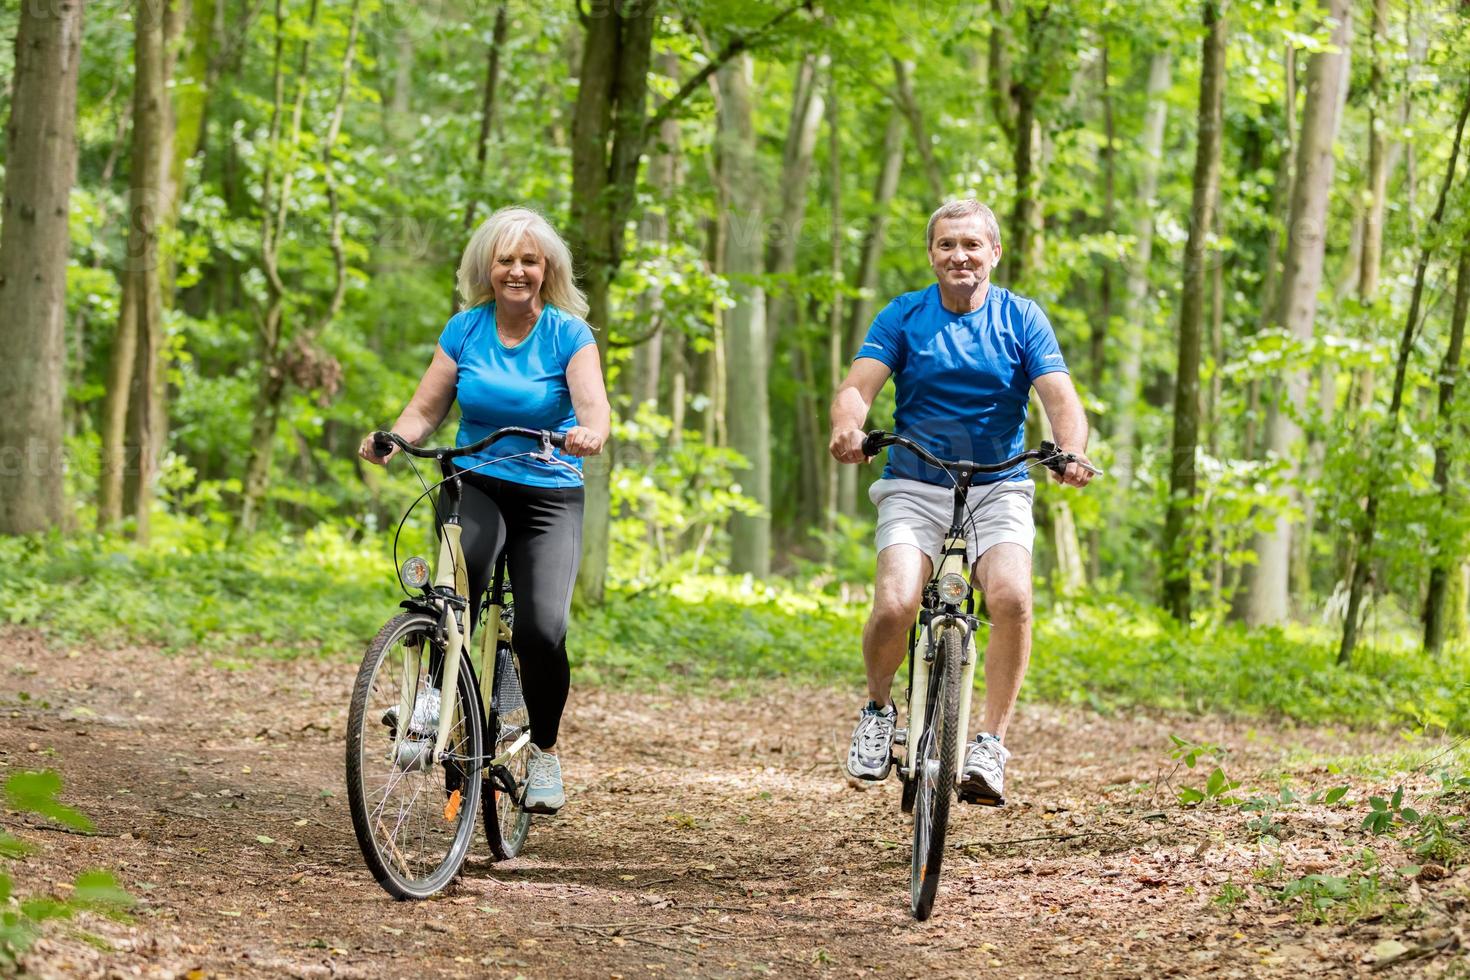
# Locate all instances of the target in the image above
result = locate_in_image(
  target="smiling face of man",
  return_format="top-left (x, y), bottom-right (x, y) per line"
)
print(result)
top-left (927, 215), bottom-right (1003, 297)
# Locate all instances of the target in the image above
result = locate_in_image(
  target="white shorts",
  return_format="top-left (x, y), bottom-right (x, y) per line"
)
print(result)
top-left (870, 477), bottom-right (1036, 569)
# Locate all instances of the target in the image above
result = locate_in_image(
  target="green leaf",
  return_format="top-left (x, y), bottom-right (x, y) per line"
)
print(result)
top-left (1206, 767), bottom-right (1227, 798)
top-left (71, 871), bottom-right (135, 911)
top-left (1391, 787), bottom-right (1404, 809)
top-left (1178, 787), bottom-right (1206, 805)
top-left (3, 771), bottom-right (93, 833)
top-left (0, 832), bottom-right (32, 860)
top-left (1397, 865), bottom-right (1422, 878)
top-left (1369, 796), bottom-right (1388, 811)
top-left (19, 898), bottom-right (71, 925)
top-left (1398, 807), bottom-right (1420, 824)
top-left (1323, 786), bottom-right (1348, 805)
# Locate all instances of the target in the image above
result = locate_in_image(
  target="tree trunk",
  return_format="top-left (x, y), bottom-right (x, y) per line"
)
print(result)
top-left (566, 0), bottom-right (657, 602)
top-left (1161, 0), bottom-right (1228, 623)
top-left (837, 100), bottom-right (905, 516)
top-left (629, 51), bottom-right (683, 409)
top-left (824, 60), bottom-right (843, 536)
top-left (0, 0), bottom-right (83, 535)
top-left (1111, 50), bottom-right (1171, 497)
top-left (1340, 81), bottom-right (1469, 664)
top-left (463, 2), bottom-right (508, 237)
top-left (892, 58), bottom-right (944, 201)
top-left (718, 54), bottom-right (770, 576)
top-left (766, 53), bottom-right (826, 356)
top-left (1244, 0), bottom-right (1352, 627)
top-left (1423, 246), bottom-right (1470, 655)
top-left (1090, 36), bottom-right (1116, 396)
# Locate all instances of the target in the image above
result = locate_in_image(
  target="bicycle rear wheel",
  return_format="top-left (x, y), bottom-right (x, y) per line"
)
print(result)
top-left (346, 612), bottom-right (484, 900)
top-left (910, 624), bottom-right (962, 920)
top-left (483, 642), bottom-right (532, 860)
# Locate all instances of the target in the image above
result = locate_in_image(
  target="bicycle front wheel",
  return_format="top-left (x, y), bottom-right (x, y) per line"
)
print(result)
top-left (910, 624), bottom-right (963, 920)
top-left (346, 612), bottom-right (484, 900)
top-left (483, 643), bottom-right (531, 860)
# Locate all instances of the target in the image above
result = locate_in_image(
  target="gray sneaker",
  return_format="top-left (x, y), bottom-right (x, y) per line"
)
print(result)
top-left (959, 733), bottom-right (1010, 805)
top-left (522, 744), bottom-right (565, 814)
top-left (846, 701), bottom-right (897, 781)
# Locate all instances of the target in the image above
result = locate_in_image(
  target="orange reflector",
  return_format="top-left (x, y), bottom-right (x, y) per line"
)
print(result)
top-left (443, 789), bottom-right (462, 821)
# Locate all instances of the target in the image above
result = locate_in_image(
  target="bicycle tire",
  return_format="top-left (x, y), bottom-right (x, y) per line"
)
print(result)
top-left (346, 612), bottom-right (484, 900)
top-left (910, 624), bottom-right (963, 920)
top-left (483, 642), bottom-right (532, 860)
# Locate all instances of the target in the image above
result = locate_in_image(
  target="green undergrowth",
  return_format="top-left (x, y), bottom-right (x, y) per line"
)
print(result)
top-left (2, 521), bottom-right (1467, 732)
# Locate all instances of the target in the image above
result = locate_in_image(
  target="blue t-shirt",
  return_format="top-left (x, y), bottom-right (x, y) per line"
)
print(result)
top-left (856, 283), bottom-right (1068, 486)
top-left (437, 303), bottom-right (596, 488)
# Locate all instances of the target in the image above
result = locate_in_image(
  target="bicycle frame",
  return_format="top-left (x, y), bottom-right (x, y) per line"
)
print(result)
top-left (900, 499), bottom-right (980, 786)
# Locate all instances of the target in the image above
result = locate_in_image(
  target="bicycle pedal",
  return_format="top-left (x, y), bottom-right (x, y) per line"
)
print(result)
top-left (957, 787), bottom-right (1005, 807)
top-left (892, 727), bottom-right (907, 746)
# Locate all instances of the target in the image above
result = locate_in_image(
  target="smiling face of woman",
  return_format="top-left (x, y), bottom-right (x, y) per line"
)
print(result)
top-left (489, 234), bottom-right (545, 308)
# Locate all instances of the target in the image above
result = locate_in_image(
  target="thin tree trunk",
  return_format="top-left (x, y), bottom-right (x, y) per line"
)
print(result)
top-left (837, 101), bottom-right (905, 516)
top-left (1162, 0), bottom-right (1228, 623)
top-left (1340, 81), bottom-right (1469, 664)
top-left (892, 58), bottom-right (944, 201)
top-left (1245, 0), bottom-right (1353, 627)
top-left (1111, 50), bottom-right (1171, 498)
top-left (824, 60), bottom-right (843, 536)
top-left (0, 0), bottom-right (83, 535)
top-left (718, 54), bottom-right (770, 576)
top-left (766, 53), bottom-right (826, 357)
top-left (1423, 246), bottom-right (1470, 655)
top-left (463, 2), bottom-right (508, 236)
top-left (1090, 36), bottom-right (1115, 396)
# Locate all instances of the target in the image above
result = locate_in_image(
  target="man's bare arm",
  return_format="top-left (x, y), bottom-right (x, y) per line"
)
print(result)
top-left (829, 358), bottom-right (892, 463)
top-left (1032, 371), bottom-right (1094, 488)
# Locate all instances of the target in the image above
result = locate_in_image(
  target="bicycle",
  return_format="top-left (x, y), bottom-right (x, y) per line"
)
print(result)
top-left (345, 425), bottom-right (576, 900)
top-left (859, 429), bottom-right (1099, 920)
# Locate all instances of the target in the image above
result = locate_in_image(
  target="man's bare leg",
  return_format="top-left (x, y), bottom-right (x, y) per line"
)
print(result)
top-left (972, 543), bottom-right (1033, 741)
top-left (862, 545), bottom-right (932, 705)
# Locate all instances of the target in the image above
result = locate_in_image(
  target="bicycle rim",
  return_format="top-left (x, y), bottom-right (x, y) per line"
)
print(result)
top-left (346, 613), bottom-right (483, 900)
top-left (910, 625), bottom-right (962, 920)
top-left (483, 643), bottom-right (531, 860)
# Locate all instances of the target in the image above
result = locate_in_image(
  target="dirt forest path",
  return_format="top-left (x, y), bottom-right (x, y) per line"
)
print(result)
top-left (2, 628), bottom-right (1466, 979)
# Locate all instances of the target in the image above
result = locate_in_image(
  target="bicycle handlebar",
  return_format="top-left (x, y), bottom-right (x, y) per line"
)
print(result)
top-left (371, 426), bottom-right (567, 462)
top-left (860, 429), bottom-right (1101, 480)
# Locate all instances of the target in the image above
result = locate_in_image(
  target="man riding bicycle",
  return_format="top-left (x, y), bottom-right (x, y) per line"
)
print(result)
top-left (829, 199), bottom-right (1094, 803)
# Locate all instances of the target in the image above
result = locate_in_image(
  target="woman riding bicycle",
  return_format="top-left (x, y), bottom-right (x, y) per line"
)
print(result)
top-left (357, 205), bottom-right (610, 814)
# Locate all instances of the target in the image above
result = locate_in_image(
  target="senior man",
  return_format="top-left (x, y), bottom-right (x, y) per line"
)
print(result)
top-left (829, 198), bottom-right (1093, 804)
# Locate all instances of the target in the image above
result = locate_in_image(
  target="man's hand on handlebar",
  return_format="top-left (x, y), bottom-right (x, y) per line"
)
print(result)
top-left (561, 426), bottom-right (603, 458)
top-left (829, 427), bottom-right (870, 464)
top-left (1048, 448), bottom-right (1097, 489)
top-left (359, 432), bottom-right (398, 466)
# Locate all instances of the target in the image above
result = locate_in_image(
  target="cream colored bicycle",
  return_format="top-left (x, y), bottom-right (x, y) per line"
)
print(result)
top-left (860, 430), bottom-right (1097, 920)
top-left (345, 426), bottom-right (574, 900)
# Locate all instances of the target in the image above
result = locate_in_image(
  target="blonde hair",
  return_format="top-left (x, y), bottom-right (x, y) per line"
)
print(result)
top-left (456, 206), bottom-right (589, 319)
top-left (926, 199), bottom-right (1002, 249)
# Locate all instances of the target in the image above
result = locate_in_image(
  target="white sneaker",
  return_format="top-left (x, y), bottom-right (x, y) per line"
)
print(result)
top-left (959, 733), bottom-right (1009, 805)
top-left (522, 745), bottom-right (565, 814)
top-left (846, 702), bottom-right (897, 781)
top-left (381, 685), bottom-right (441, 737)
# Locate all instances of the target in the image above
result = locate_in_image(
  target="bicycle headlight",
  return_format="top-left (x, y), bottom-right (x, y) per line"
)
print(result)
top-left (936, 572), bottom-right (970, 603)
top-left (400, 556), bottom-right (430, 590)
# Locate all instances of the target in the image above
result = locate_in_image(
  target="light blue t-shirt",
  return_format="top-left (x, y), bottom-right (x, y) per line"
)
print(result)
top-left (856, 283), bottom-right (1069, 486)
top-left (437, 303), bottom-right (596, 488)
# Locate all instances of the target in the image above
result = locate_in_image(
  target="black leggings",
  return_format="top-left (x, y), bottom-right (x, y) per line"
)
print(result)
top-left (438, 472), bottom-right (583, 749)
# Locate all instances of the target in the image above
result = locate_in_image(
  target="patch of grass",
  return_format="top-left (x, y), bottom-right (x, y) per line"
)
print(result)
top-left (1269, 852), bottom-right (1402, 925)
top-left (3, 519), bottom-right (1468, 733)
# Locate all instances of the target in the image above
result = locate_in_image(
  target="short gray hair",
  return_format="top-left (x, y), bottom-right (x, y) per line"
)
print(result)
top-left (925, 199), bottom-right (1002, 249)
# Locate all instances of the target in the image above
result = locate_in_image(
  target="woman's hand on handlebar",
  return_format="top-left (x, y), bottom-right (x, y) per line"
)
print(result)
top-left (561, 425), bottom-right (604, 458)
top-left (829, 427), bottom-right (869, 464)
top-left (358, 431), bottom-right (398, 466)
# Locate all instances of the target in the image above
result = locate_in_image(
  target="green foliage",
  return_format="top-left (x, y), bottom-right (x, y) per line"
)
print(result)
top-left (0, 772), bottom-right (133, 967)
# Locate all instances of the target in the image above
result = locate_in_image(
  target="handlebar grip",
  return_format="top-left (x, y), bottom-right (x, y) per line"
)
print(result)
top-left (861, 431), bottom-right (885, 458)
top-left (547, 431), bottom-right (567, 450)
top-left (371, 431), bottom-right (394, 458)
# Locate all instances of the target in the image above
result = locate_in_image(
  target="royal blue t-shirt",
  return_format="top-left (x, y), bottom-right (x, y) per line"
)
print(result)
top-left (437, 303), bottom-right (596, 488)
top-left (856, 284), bottom-right (1069, 486)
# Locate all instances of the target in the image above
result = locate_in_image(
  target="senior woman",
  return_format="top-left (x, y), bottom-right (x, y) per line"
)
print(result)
top-left (358, 206), bottom-right (610, 814)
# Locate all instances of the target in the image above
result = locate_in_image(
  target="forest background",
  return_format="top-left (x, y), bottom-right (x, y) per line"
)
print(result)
top-left (1, 0), bottom-right (1469, 733)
